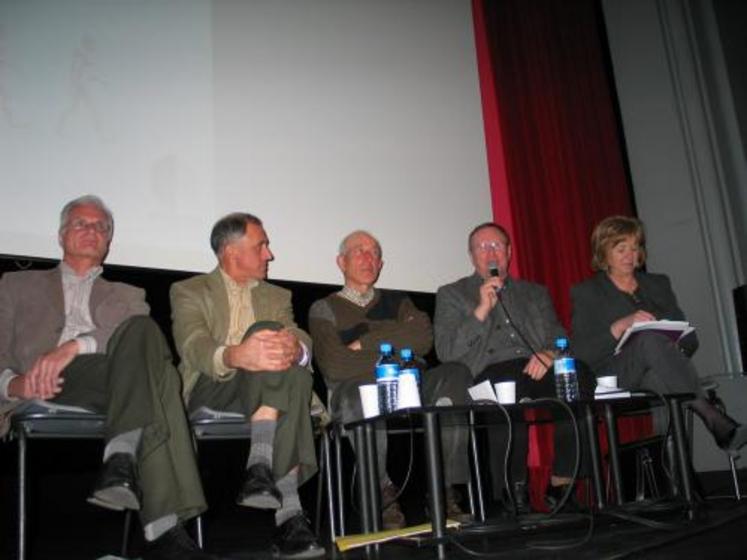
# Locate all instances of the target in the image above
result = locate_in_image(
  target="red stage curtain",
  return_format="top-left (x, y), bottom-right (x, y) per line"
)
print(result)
top-left (472, 0), bottom-right (634, 326)
top-left (472, 0), bottom-right (638, 508)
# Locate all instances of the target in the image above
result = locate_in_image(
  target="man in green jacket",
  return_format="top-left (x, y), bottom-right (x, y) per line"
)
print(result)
top-left (170, 212), bottom-right (323, 560)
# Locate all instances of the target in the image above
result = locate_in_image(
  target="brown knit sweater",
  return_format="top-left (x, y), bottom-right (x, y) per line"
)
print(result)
top-left (308, 289), bottom-right (432, 390)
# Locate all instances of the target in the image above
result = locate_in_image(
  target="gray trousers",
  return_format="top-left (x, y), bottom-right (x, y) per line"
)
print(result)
top-left (53, 316), bottom-right (207, 526)
top-left (612, 332), bottom-right (704, 397)
top-left (611, 331), bottom-right (704, 433)
top-left (329, 362), bottom-right (473, 486)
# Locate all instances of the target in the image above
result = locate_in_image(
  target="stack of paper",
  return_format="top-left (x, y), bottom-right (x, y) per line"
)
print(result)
top-left (614, 320), bottom-right (694, 355)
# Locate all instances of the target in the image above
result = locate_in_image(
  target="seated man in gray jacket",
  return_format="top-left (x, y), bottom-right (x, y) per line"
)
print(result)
top-left (435, 222), bottom-right (594, 512)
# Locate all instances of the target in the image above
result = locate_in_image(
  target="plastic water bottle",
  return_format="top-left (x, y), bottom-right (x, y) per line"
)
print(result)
top-left (398, 347), bottom-right (421, 385)
top-left (553, 337), bottom-right (579, 402)
top-left (376, 342), bottom-right (400, 414)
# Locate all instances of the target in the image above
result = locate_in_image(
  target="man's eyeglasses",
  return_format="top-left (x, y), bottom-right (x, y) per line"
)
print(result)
top-left (346, 247), bottom-right (382, 259)
top-left (66, 219), bottom-right (111, 234)
top-left (472, 241), bottom-right (507, 253)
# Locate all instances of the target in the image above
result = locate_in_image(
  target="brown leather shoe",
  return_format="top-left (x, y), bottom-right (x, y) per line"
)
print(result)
top-left (381, 482), bottom-right (406, 530)
top-left (445, 486), bottom-right (473, 523)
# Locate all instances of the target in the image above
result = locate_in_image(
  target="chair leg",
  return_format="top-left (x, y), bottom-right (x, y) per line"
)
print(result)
top-left (315, 434), bottom-right (325, 539)
top-left (728, 454), bottom-right (742, 500)
top-left (322, 430), bottom-right (337, 541)
top-left (191, 435), bottom-right (205, 549)
top-left (334, 430), bottom-right (346, 536)
top-left (468, 411), bottom-right (486, 522)
top-left (121, 510), bottom-right (133, 557)
top-left (195, 514), bottom-right (204, 549)
top-left (18, 430), bottom-right (27, 560)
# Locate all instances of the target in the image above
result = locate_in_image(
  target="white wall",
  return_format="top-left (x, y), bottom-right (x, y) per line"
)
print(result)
top-left (602, 0), bottom-right (747, 471)
top-left (0, 0), bottom-right (492, 292)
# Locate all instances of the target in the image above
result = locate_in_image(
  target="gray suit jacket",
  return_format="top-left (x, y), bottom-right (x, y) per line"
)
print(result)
top-left (0, 266), bottom-right (149, 375)
top-left (570, 271), bottom-right (698, 374)
top-left (434, 273), bottom-right (565, 376)
top-left (170, 267), bottom-right (312, 401)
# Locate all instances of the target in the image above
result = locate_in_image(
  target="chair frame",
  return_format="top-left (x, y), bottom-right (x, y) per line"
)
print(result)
top-left (189, 412), bottom-right (337, 547)
top-left (11, 407), bottom-right (133, 560)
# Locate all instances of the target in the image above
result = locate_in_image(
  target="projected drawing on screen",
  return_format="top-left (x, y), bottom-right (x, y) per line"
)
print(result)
top-left (57, 34), bottom-right (110, 140)
top-left (0, 25), bottom-right (26, 129)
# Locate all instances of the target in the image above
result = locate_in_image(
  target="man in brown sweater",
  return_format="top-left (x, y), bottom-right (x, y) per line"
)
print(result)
top-left (308, 230), bottom-right (473, 528)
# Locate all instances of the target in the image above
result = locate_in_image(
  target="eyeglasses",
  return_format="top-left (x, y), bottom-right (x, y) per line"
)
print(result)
top-left (66, 219), bottom-right (111, 234)
top-left (471, 240), bottom-right (507, 253)
top-left (346, 246), bottom-right (382, 259)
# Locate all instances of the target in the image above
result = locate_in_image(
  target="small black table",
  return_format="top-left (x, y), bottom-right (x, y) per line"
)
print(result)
top-left (343, 394), bottom-right (697, 557)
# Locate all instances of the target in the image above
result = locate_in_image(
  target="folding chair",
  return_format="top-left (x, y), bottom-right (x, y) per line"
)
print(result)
top-left (189, 401), bottom-right (336, 548)
top-left (11, 401), bottom-right (133, 560)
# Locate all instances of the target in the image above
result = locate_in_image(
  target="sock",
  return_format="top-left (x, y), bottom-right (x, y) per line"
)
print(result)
top-left (143, 513), bottom-right (178, 542)
top-left (104, 428), bottom-right (142, 462)
top-left (274, 469), bottom-right (302, 526)
top-left (247, 419), bottom-right (276, 468)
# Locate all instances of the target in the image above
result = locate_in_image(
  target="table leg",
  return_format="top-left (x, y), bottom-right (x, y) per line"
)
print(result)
top-left (364, 421), bottom-right (382, 532)
top-left (604, 403), bottom-right (625, 505)
top-left (583, 403), bottom-right (606, 510)
top-left (353, 425), bottom-right (373, 533)
top-left (669, 398), bottom-right (695, 514)
top-left (423, 411), bottom-right (447, 559)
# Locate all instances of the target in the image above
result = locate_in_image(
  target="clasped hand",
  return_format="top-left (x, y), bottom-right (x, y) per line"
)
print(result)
top-left (228, 328), bottom-right (301, 372)
top-left (9, 340), bottom-right (79, 400)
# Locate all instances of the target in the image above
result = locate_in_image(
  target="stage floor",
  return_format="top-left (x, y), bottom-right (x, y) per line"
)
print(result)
top-left (2, 439), bottom-right (746, 559)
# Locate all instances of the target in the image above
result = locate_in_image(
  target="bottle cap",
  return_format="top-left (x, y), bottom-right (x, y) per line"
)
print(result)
top-left (400, 347), bottom-right (413, 360)
top-left (380, 342), bottom-right (393, 353)
top-left (555, 337), bottom-right (568, 350)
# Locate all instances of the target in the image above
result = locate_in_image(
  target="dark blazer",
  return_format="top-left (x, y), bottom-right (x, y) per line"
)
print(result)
top-left (435, 273), bottom-right (565, 376)
top-left (570, 271), bottom-right (698, 374)
top-left (0, 266), bottom-right (149, 374)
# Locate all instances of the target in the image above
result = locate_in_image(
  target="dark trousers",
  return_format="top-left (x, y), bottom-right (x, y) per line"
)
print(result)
top-left (53, 316), bottom-right (207, 526)
top-left (612, 332), bottom-right (704, 398)
top-left (188, 321), bottom-right (318, 486)
top-left (329, 361), bottom-right (473, 486)
top-left (475, 357), bottom-right (595, 498)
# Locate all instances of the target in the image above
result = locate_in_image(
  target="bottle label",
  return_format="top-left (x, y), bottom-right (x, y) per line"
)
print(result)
top-left (376, 363), bottom-right (399, 381)
top-left (554, 357), bottom-right (576, 374)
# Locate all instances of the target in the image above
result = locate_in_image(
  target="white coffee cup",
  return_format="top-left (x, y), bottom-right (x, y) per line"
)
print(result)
top-left (396, 373), bottom-right (422, 410)
top-left (597, 375), bottom-right (618, 389)
top-left (494, 381), bottom-right (516, 405)
top-left (358, 384), bottom-right (380, 418)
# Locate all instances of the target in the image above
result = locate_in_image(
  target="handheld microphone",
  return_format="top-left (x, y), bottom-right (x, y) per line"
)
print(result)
top-left (488, 261), bottom-right (503, 294)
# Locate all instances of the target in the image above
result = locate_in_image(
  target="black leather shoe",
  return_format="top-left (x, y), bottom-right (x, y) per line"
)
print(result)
top-left (512, 481), bottom-right (531, 515)
top-left (502, 481), bottom-right (531, 515)
top-left (545, 483), bottom-right (583, 513)
top-left (143, 524), bottom-right (220, 560)
top-left (237, 463), bottom-right (282, 509)
top-left (272, 513), bottom-right (325, 559)
top-left (87, 452), bottom-right (141, 511)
